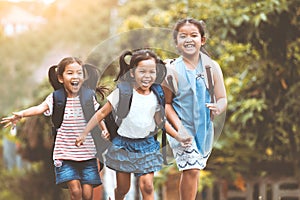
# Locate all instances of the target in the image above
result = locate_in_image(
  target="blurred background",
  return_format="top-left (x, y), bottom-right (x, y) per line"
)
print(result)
top-left (0, 0), bottom-right (299, 199)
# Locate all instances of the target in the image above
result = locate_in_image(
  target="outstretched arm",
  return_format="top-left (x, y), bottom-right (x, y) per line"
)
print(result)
top-left (1, 102), bottom-right (49, 128)
top-left (75, 101), bottom-right (112, 146)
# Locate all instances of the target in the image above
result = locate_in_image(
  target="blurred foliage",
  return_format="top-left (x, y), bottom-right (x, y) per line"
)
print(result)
top-left (115, 0), bottom-right (300, 188)
top-left (0, 0), bottom-right (116, 114)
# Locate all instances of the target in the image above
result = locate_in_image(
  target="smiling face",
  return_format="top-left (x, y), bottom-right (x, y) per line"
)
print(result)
top-left (58, 62), bottom-right (84, 97)
top-left (131, 58), bottom-right (157, 94)
top-left (176, 23), bottom-right (206, 58)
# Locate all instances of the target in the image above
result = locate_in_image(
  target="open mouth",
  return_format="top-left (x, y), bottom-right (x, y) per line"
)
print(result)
top-left (184, 44), bottom-right (195, 48)
top-left (71, 81), bottom-right (79, 86)
top-left (141, 80), bottom-right (151, 87)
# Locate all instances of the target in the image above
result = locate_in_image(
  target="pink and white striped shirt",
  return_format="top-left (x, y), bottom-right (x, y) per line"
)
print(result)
top-left (44, 93), bottom-right (98, 161)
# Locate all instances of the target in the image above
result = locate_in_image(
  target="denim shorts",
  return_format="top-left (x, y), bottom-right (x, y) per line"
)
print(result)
top-left (55, 159), bottom-right (102, 188)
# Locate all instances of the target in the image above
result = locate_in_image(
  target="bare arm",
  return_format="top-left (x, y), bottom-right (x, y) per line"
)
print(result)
top-left (1, 102), bottom-right (49, 128)
top-left (75, 101), bottom-right (112, 146)
top-left (162, 83), bottom-right (181, 132)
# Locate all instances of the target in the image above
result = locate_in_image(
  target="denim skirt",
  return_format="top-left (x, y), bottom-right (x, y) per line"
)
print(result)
top-left (105, 135), bottom-right (163, 176)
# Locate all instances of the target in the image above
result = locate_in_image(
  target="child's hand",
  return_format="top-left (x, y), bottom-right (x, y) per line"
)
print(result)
top-left (1, 112), bottom-right (23, 128)
top-left (75, 136), bottom-right (85, 147)
top-left (101, 130), bottom-right (110, 140)
top-left (175, 134), bottom-right (193, 147)
top-left (206, 103), bottom-right (221, 116)
top-left (175, 125), bottom-right (193, 147)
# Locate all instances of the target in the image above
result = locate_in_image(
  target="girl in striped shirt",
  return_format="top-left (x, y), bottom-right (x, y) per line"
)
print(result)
top-left (1, 57), bottom-right (108, 200)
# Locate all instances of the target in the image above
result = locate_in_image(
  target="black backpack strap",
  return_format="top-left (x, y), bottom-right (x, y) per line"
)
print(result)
top-left (79, 87), bottom-right (97, 121)
top-left (52, 88), bottom-right (67, 136)
top-left (151, 84), bottom-right (168, 165)
top-left (115, 81), bottom-right (133, 125)
top-left (104, 82), bottom-right (133, 141)
top-left (80, 87), bottom-right (110, 168)
top-left (161, 128), bottom-right (167, 165)
top-left (151, 84), bottom-right (166, 129)
top-left (205, 65), bottom-right (215, 120)
top-left (205, 65), bottom-right (215, 103)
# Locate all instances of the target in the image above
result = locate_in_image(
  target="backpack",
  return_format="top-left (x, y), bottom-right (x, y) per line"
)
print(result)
top-left (104, 81), bottom-right (168, 164)
top-left (48, 64), bottom-right (110, 167)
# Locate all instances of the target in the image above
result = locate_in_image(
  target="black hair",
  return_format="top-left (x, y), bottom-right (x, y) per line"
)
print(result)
top-left (48, 57), bottom-right (108, 99)
top-left (56, 57), bottom-right (83, 77)
top-left (116, 49), bottom-right (166, 84)
top-left (48, 57), bottom-right (83, 90)
top-left (173, 18), bottom-right (210, 56)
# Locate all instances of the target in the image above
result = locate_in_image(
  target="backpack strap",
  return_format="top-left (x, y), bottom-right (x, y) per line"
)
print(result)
top-left (205, 65), bottom-right (215, 104)
top-left (79, 87), bottom-right (110, 162)
top-left (79, 87), bottom-right (97, 121)
top-left (104, 81), bottom-right (133, 141)
top-left (115, 81), bottom-right (133, 125)
top-left (151, 84), bottom-right (166, 129)
top-left (151, 84), bottom-right (168, 165)
top-left (52, 88), bottom-right (67, 136)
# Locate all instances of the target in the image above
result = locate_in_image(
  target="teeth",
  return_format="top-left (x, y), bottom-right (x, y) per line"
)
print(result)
top-left (71, 82), bottom-right (79, 86)
top-left (185, 44), bottom-right (194, 48)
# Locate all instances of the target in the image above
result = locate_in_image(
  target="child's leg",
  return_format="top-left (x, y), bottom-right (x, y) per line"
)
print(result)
top-left (67, 180), bottom-right (82, 200)
top-left (115, 171), bottom-right (131, 200)
top-left (139, 172), bottom-right (154, 200)
top-left (82, 184), bottom-right (94, 200)
top-left (180, 169), bottom-right (199, 200)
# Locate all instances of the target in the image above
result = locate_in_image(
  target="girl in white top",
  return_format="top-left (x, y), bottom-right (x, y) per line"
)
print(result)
top-left (76, 49), bottom-right (192, 200)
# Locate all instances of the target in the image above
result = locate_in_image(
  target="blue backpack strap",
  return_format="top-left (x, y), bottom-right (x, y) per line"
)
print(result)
top-left (151, 84), bottom-right (168, 165)
top-left (52, 88), bottom-right (67, 136)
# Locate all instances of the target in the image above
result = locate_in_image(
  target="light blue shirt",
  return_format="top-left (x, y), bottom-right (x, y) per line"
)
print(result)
top-left (171, 56), bottom-right (214, 157)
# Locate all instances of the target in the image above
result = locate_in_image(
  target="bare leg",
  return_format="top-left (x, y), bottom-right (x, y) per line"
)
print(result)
top-left (139, 172), bottom-right (155, 200)
top-left (180, 169), bottom-right (199, 200)
top-left (115, 172), bottom-right (131, 200)
top-left (67, 180), bottom-right (82, 200)
top-left (82, 184), bottom-right (94, 200)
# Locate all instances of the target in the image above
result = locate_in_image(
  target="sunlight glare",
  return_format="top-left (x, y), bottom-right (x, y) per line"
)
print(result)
top-left (5, 0), bottom-right (56, 4)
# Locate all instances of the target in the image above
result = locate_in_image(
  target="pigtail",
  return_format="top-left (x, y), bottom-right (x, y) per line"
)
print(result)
top-left (48, 65), bottom-right (63, 90)
top-left (115, 50), bottom-right (133, 82)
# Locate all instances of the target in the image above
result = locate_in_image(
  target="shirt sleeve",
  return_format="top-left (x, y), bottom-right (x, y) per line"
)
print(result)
top-left (106, 88), bottom-right (119, 110)
top-left (43, 93), bottom-right (53, 116)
